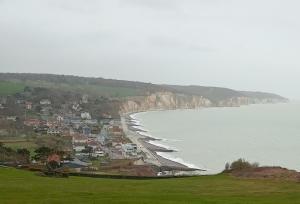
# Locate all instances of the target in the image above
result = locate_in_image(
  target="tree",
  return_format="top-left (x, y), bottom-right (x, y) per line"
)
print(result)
top-left (46, 160), bottom-right (60, 171)
top-left (224, 162), bottom-right (230, 172)
top-left (33, 147), bottom-right (53, 163)
top-left (17, 148), bottom-right (30, 163)
top-left (225, 158), bottom-right (260, 172)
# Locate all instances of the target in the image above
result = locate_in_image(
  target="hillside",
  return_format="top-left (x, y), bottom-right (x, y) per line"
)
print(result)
top-left (0, 73), bottom-right (288, 103)
top-left (1, 167), bottom-right (300, 204)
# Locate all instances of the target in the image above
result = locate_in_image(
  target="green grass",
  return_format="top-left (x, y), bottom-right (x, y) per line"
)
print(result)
top-left (24, 80), bottom-right (142, 97)
top-left (3, 141), bottom-right (37, 155)
top-left (0, 81), bottom-right (25, 96)
top-left (1, 168), bottom-right (300, 204)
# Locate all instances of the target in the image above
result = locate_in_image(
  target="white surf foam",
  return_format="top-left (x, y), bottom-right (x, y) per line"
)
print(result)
top-left (148, 140), bottom-right (178, 151)
top-left (156, 152), bottom-right (201, 169)
top-left (131, 125), bottom-right (148, 132)
top-left (130, 119), bottom-right (141, 126)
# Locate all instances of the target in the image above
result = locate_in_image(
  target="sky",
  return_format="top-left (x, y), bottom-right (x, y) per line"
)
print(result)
top-left (0, 0), bottom-right (300, 99)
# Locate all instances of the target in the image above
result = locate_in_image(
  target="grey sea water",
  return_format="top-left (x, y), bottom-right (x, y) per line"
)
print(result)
top-left (133, 103), bottom-right (300, 174)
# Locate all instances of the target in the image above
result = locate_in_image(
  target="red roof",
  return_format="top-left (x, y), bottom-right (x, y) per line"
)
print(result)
top-left (47, 154), bottom-right (61, 163)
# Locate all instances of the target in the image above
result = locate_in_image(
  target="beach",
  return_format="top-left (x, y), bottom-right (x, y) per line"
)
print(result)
top-left (120, 113), bottom-right (202, 173)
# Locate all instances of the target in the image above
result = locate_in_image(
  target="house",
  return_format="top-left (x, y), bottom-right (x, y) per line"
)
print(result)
top-left (73, 145), bottom-right (86, 152)
top-left (92, 150), bottom-right (104, 157)
top-left (47, 128), bottom-right (61, 135)
top-left (40, 99), bottom-right (51, 105)
top-left (102, 113), bottom-right (112, 119)
top-left (122, 143), bottom-right (138, 157)
top-left (81, 95), bottom-right (88, 104)
top-left (85, 119), bottom-right (98, 125)
top-left (62, 158), bottom-right (90, 172)
top-left (110, 126), bottom-right (123, 136)
top-left (87, 141), bottom-right (100, 150)
top-left (6, 116), bottom-right (17, 121)
top-left (72, 134), bottom-right (88, 144)
top-left (81, 112), bottom-right (91, 120)
top-left (98, 128), bottom-right (109, 145)
top-left (25, 101), bottom-right (32, 110)
top-left (15, 99), bottom-right (25, 104)
top-left (82, 125), bottom-right (91, 136)
top-left (72, 103), bottom-right (81, 111)
top-left (56, 115), bottom-right (64, 122)
top-left (24, 118), bottom-right (41, 126)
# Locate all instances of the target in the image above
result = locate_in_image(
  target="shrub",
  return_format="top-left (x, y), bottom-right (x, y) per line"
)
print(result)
top-left (224, 158), bottom-right (259, 172)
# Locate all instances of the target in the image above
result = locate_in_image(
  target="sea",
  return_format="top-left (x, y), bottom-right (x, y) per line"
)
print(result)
top-left (132, 102), bottom-right (300, 174)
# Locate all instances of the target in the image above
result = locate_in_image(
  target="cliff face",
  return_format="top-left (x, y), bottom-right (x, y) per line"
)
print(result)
top-left (216, 96), bottom-right (289, 107)
top-left (121, 92), bottom-right (288, 113)
top-left (121, 92), bottom-right (212, 113)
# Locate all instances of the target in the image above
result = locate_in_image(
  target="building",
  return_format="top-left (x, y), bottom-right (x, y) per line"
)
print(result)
top-left (40, 99), bottom-right (51, 105)
top-left (98, 128), bottom-right (110, 145)
top-left (81, 95), bottom-right (88, 104)
top-left (24, 118), bottom-right (41, 126)
top-left (25, 101), bottom-right (32, 110)
top-left (56, 115), bottom-right (64, 122)
top-left (47, 128), bottom-right (61, 135)
top-left (92, 150), bottom-right (104, 157)
top-left (72, 134), bottom-right (88, 144)
top-left (122, 143), bottom-right (138, 157)
top-left (82, 125), bottom-right (91, 136)
top-left (73, 145), bottom-right (86, 152)
top-left (109, 126), bottom-right (123, 136)
top-left (87, 141), bottom-right (100, 150)
top-left (6, 116), bottom-right (17, 121)
top-left (72, 103), bottom-right (81, 111)
top-left (81, 112), bottom-right (91, 120)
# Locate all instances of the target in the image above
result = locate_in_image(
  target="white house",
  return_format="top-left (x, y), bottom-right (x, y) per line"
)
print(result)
top-left (72, 103), bottom-right (81, 111)
top-left (40, 99), bottom-right (51, 105)
top-left (81, 95), bottom-right (88, 104)
top-left (57, 115), bottom-right (64, 122)
top-left (72, 134), bottom-right (88, 144)
top-left (92, 150), bottom-right (104, 157)
top-left (81, 112), bottom-right (91, 120)
top-left (122, 143), bottom-right (138, 157)
top-left (73, 145), bottom-right (86, 152)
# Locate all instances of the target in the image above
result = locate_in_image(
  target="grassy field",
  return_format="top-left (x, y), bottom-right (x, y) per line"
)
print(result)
top-left (0, 81), bottom-right (25, 96)
top-left (24, 80), bottom-right (142, 97)
top-left (1, 168), bottom-right (300, 204)
top-left (2, 140), bottom-right (37, 154)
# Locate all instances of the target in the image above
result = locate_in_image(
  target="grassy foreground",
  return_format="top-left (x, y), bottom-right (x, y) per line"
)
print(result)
top-left (1, 168), bottom-right (300, 204)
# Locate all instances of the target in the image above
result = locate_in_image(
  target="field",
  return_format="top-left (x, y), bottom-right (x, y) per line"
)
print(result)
top-left (1, 168), bottom-right (300, 204)
top-left (0, 81), bottom-right (25, 96)
top-left (1, 140), bottom-right (37, 154)
top-left (24, 80), bottom-right (142, 97)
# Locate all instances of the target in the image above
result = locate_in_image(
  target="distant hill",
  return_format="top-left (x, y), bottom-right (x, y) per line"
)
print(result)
top-left (0, 73), bottom-right (288, 103)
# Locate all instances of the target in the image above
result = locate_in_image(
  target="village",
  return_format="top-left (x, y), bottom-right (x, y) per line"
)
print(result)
top-left (0, 91), bottom-right (157, 177)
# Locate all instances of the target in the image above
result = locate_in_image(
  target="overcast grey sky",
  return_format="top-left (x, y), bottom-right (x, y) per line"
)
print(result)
top-left (0, 0), bottom-right (299, 99)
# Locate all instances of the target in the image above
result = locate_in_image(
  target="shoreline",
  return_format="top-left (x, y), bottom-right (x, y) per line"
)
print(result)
top-left (121, 112), bottom-right (203, 173)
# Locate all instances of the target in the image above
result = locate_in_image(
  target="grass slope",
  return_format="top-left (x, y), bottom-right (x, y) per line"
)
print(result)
top-left (1, 168), bottom-right (300, 204)
top-left (0, 81), bottom-right (25, 96)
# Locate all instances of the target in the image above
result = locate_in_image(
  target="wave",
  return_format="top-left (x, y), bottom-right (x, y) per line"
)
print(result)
top-left (156, 152), bottom-right (201, 169)
top-left (136, 131), bottom-right (161, 140)
top-left (131, 125), bottom-right (148, 132)
top-left (148, 140), bottom-right (178, 151)
top-left (130, 119), bottom-right (141, 126)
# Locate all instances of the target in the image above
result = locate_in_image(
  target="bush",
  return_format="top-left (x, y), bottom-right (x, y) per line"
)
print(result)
top-left (224, 158), bottom-right (259, 172)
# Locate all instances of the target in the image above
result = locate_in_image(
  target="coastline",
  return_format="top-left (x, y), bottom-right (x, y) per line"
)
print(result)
top-left (121, 112), bottom-right (203, 173)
